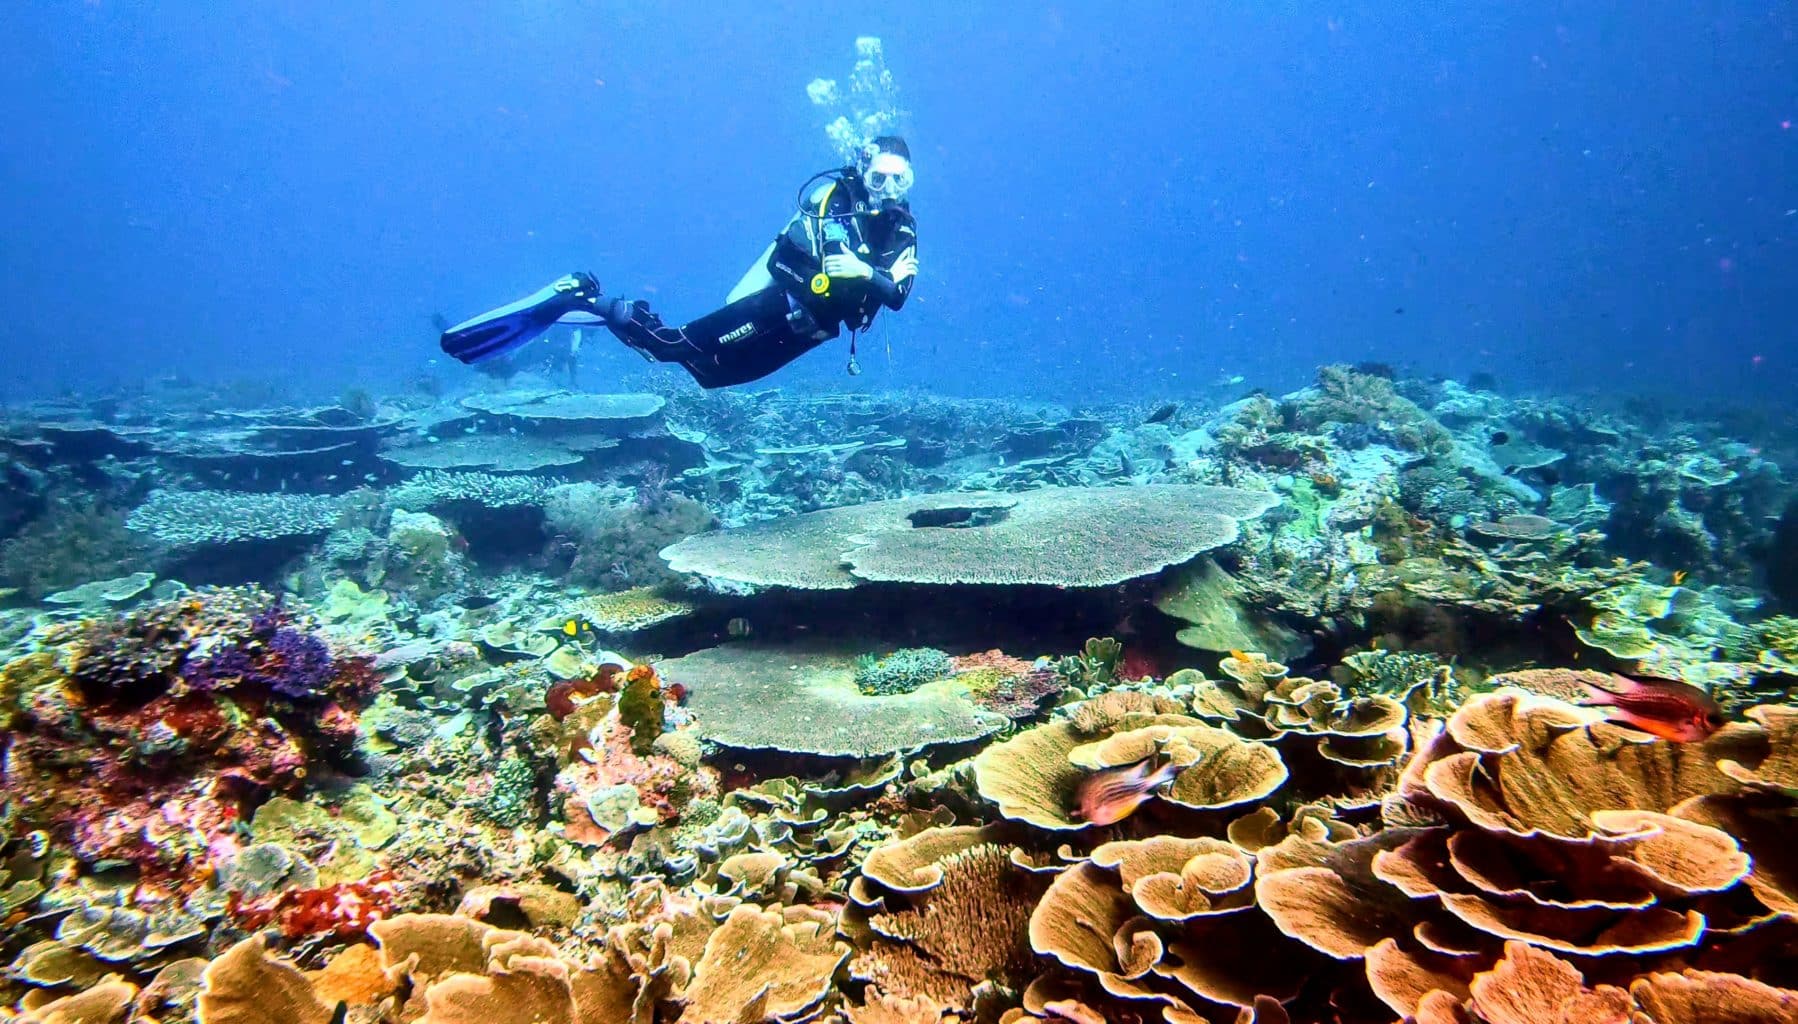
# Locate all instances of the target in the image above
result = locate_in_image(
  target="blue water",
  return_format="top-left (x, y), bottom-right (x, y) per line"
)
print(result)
top-left (2, 2), bottom-right (1792, 404)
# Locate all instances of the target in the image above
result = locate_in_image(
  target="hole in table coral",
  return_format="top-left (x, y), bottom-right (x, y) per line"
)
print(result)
top-left (906, 505), bottom-right (1010, 529)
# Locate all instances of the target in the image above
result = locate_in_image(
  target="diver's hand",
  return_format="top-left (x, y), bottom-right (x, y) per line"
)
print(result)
top-left (889, 251), bottom-right (918, 284)
top-left (823, 252), bottom-right (874, 280)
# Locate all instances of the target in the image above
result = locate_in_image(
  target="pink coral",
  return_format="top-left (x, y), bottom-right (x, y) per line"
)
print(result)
top-left (555, 716), bottom-right (717, 846)
top-left (951, 649), bottom-right (1037, 677)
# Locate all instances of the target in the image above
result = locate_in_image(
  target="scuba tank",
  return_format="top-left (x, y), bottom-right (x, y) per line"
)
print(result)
top-left (811, 219), bottom-right (853, 298)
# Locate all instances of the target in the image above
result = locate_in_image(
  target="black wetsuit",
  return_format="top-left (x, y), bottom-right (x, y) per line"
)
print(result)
top-left (605, 173), bottom-right (917, 389)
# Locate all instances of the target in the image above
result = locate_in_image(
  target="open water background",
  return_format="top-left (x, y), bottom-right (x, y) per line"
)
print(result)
top-left (2, 2), bottom-right (1792, 405)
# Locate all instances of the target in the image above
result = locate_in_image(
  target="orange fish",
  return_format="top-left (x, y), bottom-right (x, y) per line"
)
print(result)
top-left (1074, 760), bottom-right (1180, 826)
top-left (1576, 673), bottom-right (1724, 743)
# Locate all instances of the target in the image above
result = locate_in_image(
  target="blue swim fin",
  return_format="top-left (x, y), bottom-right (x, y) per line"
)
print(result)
top-left (440, 273), bottom-right (602, 364)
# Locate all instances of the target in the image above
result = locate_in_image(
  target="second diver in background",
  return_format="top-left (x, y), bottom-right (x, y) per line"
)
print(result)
top-left (440, 136), bottom-right (919, 389)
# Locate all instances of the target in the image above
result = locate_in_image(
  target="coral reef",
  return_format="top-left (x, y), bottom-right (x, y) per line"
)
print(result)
top-left (2, 372), bottom-right (1793, 1024)
top-left (2, 591), bottom-right (377, 878)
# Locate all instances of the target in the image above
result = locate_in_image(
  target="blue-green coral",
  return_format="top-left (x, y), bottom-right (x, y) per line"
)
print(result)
top-left (479, 757), bottom-right (539, 829)
top-left (853, 647), bottom-right (954, 696)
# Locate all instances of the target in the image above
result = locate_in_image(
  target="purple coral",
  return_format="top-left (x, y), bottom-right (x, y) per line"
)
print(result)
top-left (184, 646), bottom-right (254, 691)
top-left (180, 603), bottom-right (340, 701)
top-left (260, 627), bottom-right (336, 699)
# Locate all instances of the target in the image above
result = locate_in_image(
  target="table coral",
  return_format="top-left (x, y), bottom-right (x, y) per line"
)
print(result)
top-left (665, 645), bottom-right (1007, 758)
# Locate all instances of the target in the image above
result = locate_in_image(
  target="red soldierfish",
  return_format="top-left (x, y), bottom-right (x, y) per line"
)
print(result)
top-left (1075, 760), bottom-right (1181, 826)
top-left (1576, 673), bottom-right (1725, 743)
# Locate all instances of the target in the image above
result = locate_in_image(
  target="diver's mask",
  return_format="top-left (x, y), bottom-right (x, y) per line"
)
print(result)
top-left (863, 153), bottom-right (914, 204)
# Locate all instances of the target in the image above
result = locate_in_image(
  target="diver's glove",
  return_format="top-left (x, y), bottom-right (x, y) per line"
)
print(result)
top-left (440, 272), bottom-right (604, 364)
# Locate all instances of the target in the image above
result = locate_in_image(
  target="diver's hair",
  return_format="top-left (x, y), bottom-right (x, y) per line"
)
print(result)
top-left (871, 135), bottom-right (910, 161)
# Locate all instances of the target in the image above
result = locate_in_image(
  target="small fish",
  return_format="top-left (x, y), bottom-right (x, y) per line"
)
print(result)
top-left (1576, 673), bottom-right (1724, 743)
top-left (1074, 760), bottom-right (1181, 826)
top-left (1490, 430), bottom-right (1511, 445)
top-left (562, 620), bottom-right (581, 637)
top-left (1671, 569), bottom-right (1688, 586)
top-left (459, 595), bottom-right (498, 610)
top-left (726, 617), bottom-right (753, 638)
top-left (1145, 402), bottom-right (1178, 424)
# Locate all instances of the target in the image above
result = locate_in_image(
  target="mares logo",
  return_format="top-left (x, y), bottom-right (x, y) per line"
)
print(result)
top-left (719, 322), bottom-right (758, 346)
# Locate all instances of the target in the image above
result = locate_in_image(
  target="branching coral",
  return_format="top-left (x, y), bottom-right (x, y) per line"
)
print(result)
top-left (125, 489), bottom-right (346, 546)
top-left (547, 481), bottom-right (714, 590)
top-left (0, 495), bottom-right (151, 599)
top-left (854, 647), bottom-right (955, 696)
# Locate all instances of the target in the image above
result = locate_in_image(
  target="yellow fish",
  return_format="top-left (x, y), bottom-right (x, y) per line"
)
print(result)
top-left (1671, 570), bottom-right (1688, 586)
top-left (563, 620), bottom-right (580, 637)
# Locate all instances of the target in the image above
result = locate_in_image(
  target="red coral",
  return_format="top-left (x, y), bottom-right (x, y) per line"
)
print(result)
top-left (546, 664), bottom-right (622, 720)
top-left (555, 717), bottom-right (718, 846)
top-left (228, 871), bottom-right (400, 941)
top-left (1117, 648), bottom-right (1161, 682)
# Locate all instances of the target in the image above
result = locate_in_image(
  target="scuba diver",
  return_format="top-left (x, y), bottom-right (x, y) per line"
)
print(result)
top-left (440, 137), bottom-right (918, 389)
